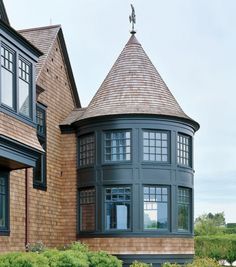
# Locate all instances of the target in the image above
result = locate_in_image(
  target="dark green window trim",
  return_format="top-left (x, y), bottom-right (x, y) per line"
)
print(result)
top-left (105, 186), bottom-right (131, 231)
top-left (79, 134), bottom-right (95, 167)
top-left (178, 187), bottom-right (191, 232)
top-left (79, 187), bottom-right (96, 232)
top-left (104, 130), bottom-right (131, 163)
top-left (143, 185), bottom-right (169, 231)
top-left (177, 133), bottom-right (192, 167)
top-left (0, 171), bottom-right (9, 235)
top-left (143, 130), bottom-right (169, 163)
top-left (33, 103), bottom-right (46, 190)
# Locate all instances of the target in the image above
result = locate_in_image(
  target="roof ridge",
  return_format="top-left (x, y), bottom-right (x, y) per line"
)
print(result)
top-left (18, 24), bottom-right (61, 33)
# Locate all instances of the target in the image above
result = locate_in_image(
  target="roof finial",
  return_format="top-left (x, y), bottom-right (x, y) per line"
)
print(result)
top-left (129, 4), bottom-right (136, 34)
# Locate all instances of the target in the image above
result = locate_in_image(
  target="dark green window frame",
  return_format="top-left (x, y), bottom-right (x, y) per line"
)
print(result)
top-left (143, 130), bottom-right (169, 162)
top-left (0, 41), bottom-right (33, 120)
top-left (178, 187), bottom-right (191, 232)
top-left (177, 133), bottom-right (192, 167)
top-left (143, 185), bottom-right (169, 231)
top-left (105, 186), bottom-right (131, 231)
top-left (0, 171), bottom-right (9, 235)
top-left (79, 134), bottom-right (95, 167)
top-left (104, 130), bottom-right (131, 162)
top-left (79, 187), bottom-right (96, 232)
top-left (33, 103), bottom-right (46, 190)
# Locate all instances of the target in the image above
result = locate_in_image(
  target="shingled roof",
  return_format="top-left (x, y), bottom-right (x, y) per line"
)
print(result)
top-left (72, 34), bottom-right (198, 129)
top-left (19, 25), bottom-right (81, 108)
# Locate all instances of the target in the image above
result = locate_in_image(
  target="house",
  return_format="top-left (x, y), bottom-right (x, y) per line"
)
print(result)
top-left (0, 1), bottom-right (199, 266)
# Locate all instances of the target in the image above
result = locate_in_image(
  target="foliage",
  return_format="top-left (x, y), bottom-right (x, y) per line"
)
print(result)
top-left (195, 234), bottom-right (236, 264)
top-left (162, 262), bottom-right (181, 267)
top-left (88, 251), bottom-right (122, 267)
top-left (162, 257), bottom-right (220, 267)
top-left (130, 260), bottom-right (152, 266)
top-left (194, 212), bottom-right (225, 236)
top-left (26, 241), bottom-right (46, 253)
top-left (65, 242), bottom-right (89, 253)
top-left (227, 223), bottom-right (236, 228)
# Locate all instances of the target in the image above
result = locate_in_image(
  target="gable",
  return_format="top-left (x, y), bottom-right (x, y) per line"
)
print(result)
top-left (0, 0), bottom-right (10, 25)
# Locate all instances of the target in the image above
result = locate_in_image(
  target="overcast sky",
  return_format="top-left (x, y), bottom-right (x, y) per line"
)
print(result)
top-left (5, 0), bottom-right (236, 222)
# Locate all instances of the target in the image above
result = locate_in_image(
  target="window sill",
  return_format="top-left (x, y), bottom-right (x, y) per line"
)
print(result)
top-left (0, 229), bottom-right (10, 236)
top-left (33, 183), bottom-right (47, 191)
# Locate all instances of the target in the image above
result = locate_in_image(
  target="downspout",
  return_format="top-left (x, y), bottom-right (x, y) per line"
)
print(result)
top-left (25, 168), bottom-right (29, 249)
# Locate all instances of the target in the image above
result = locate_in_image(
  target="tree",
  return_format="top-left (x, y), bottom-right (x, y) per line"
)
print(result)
top-left (194, 212), bottom-right (226, 236)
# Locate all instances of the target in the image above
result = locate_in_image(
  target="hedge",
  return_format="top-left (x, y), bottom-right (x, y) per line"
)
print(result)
top-left (195, 234), bottom-right (236, 264)
top-left (162, 257), bottom-right (221, 267)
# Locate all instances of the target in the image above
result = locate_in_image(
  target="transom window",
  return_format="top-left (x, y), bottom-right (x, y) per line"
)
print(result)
top-left (79, 134), bottom-right (95, 166)
top-left (178, 187), bottom-right (191, 232)
top-left (143, 131), bottom-right (168, 162)
top-left (105, 187), bottom-right (131, 230)
top-left (0, 172), bottom-right (9, 233)
top-left (177, 134), bottom-right (191, 167)
top-left (144, 186), bottom-right (168, 230)
top-left (19, 58), bottom-right (31, 117)
top-left (104, 130), bottom-right (131, 162)
top-left (79, 188), bottom-right (95, 232)
top-left (1, 45), bottom-right (14, 108)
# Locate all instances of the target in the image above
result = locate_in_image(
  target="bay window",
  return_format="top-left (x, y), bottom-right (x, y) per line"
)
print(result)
top-left (178, 187), bottom-right (191, 232)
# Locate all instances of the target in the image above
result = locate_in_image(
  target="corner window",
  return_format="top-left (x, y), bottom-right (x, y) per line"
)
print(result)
top-left (33, 104), bottom-right (46, 190)
top-left (79, 188), bottom-right (95, 232)
top-left (177, 134), bottom-right (191, 167)
top-left (19, 58), bottom-right (31, 117)
top-left (178, 187), bottom-right (191, 232)
top-left (0, 172), bottom-right (9, 234)
top-left (1, 45), bottom-right (14, 108)
top-left (143, 130), bottom-right (169, 162)
top-left (79, 134), bottom-right (95, 167)
top-left (143, 186), bottom-right (168, 230)
top-left (105, 187), bottom-right (131, 230)
top-left (104, 130), bottom-right (131, 162)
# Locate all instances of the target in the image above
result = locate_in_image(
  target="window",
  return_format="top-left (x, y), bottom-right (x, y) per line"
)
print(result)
top-left (143, 131), bottom-right (168, 162)
top-left (105, 187), bottom-right (131, 230)
top-left (178, 187), bottom-right (191, 232)
top-left (79, 188), bottom-right (95, 232)
top-left (34, 104), bottom-right (46, 190)
top-left (105, 131), bottom-right (131, 162)
top-left (0, 43), bottom-right (33, 120)
top-left (143, 186), bottom-right (168, 230)
top-left (0, 172), bottom-right (9, 234)
top-left (177, 134), bottom-right (191, 167)
top-left (79, 134), bottom-right (95, 166)
top-left (19, 58), bottom-right (31, 117)
top-left (1, 45), bottom-right (14, 108)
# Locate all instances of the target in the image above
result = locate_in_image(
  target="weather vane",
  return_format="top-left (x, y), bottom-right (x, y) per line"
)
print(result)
top-left (129, 4), bottom-right (136, 34)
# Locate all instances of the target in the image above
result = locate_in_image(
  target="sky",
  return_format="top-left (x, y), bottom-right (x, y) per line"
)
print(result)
top-left (4, 0), bottom-right (236, 222)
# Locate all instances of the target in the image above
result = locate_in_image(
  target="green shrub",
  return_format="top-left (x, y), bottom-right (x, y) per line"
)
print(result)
top-left (26, 241), bottom-right (46, 253)
top-left (66, 242), bottom-right (89, 253)
top-left (186, 257), bottom-right (220, 267)
top-left (161, 263), bottom-right (181, 267)
top-left (88, 251), bottom-right (122, 267)
top-left (195, 235), bottom-right (236, 264)
top-left (130, 260), bottom-right (152, 266)
top-left (0, 252), bottom-right (49, 267)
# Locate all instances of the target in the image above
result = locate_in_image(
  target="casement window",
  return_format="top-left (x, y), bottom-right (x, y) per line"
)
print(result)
top-left (177, 134), bottom-right (191, 167)
top-left (178, 187), bottom-right (191, 232)
top-left (143, 130), bottom-right (169, 162)
top-left (0, 43), bottom-right (33, 119)
top-left (143, 186), bottom-right (168, 230)
top-left (79, 134), bottom-right (95, 167)
top-left (105, 187), bottom-right (131, 230)
top-left (104, 130), bottom-right (131, 162)
top-left (79, 188), bottom-right (95, 232)
top-left (33, 104), bottom-right (46, 190)
top-left (0, 172), bottom-right (9, 234)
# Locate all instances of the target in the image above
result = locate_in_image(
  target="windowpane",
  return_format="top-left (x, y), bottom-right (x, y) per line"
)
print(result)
top-left (104, 130), bottom-right (131, 162)
top-left (19, 59), bottom-right (30, 117)
top-left (143, 130), bottom-right (169, 162)
top-left (0, 174), bottom-right (8, 230)
top-left (178, 187), bottom-right (191, 231)
top-left (1, 46), bottom-right (14, 108)
top-left (177, 134), bottom-right (191, 167)
top-left (80, 188), bottom-right (95, 232)
top-left (79, 134), bottom-right (95, 166)
top-left (105, 187), bottom-right (131, 230)
top-left (144, 186), bottom-right (168, 230)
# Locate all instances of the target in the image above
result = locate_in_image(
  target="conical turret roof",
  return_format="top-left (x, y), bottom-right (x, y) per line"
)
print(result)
top-left (76, 34), bottom-right (198, 129)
